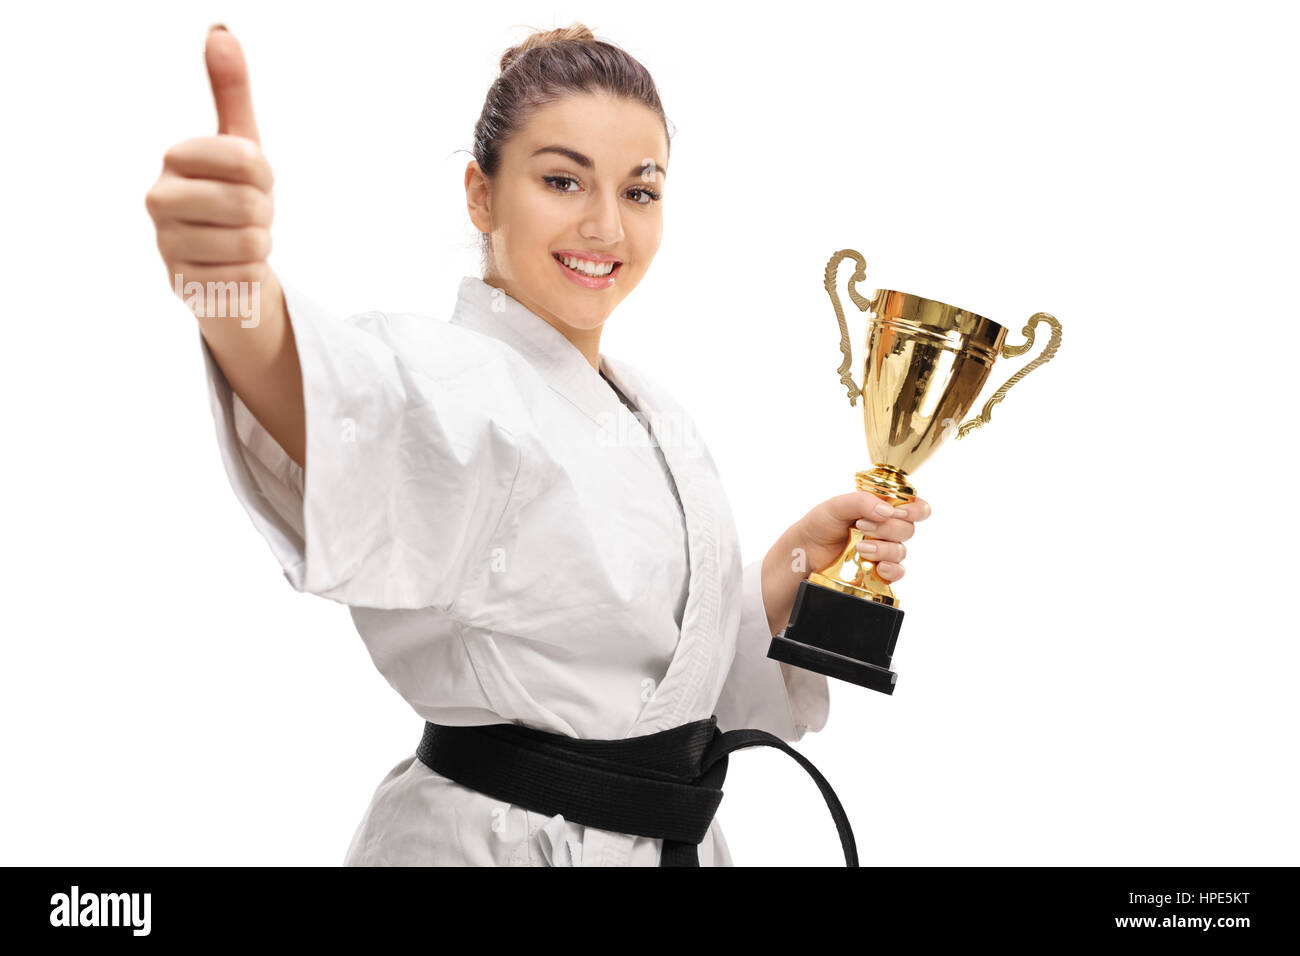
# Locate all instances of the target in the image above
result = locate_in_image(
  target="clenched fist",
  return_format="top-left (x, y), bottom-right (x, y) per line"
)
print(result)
top-left (145, 25), bottom-right (277, 319)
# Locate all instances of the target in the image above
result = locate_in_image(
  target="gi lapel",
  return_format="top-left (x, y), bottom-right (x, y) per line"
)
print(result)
top-left (447, 277), bottom-right (725, 728)
top-left (598, 355), bottom-right (724, 738)
top-left (446, 278), bottom-right (730, 863)
top-left (583, 354), bottom-right (730, 868)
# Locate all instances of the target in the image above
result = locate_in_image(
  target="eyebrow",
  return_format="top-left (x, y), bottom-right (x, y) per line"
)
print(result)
top-left (529, 145), bottom-right (667, 180)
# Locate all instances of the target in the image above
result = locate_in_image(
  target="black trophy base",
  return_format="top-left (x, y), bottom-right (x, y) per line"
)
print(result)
top-left (767, 579), bottom-right (904, 694)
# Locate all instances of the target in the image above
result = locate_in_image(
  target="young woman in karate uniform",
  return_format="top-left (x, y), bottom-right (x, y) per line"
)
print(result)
top-left (147, 23), bottom-right (932, 866)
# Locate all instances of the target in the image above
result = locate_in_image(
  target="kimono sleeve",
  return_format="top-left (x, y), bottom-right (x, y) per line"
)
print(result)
top-left (198, 278), bottom-right (524, 610)
top-left (714, 557), bottom-right (830, 742)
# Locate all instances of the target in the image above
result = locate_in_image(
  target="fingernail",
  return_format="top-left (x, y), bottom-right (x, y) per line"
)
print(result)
top-left (856, 519), bottom-right (878, 532)
top-left (856, 540), bottom-right (878, 554)
top-left (209, 22), bottom-right (228, 33)
top-left (873, 502), bottom-right (894, 518)
top-left (892, 506), bottom-right (908, 519)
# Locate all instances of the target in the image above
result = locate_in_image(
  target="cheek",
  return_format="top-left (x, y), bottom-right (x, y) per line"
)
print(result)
top-left (631, 215), bottom-right (663, 264)
top-left (494, 188), bottom-right (549, 247)
top-left (515, 188), bottom-right (566, 240)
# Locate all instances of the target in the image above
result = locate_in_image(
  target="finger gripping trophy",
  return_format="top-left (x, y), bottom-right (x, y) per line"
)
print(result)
top-left (767, 249), bottom-right (1063, 694)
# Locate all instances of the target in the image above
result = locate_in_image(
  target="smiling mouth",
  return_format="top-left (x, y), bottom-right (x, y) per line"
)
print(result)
top-left (552, 253), bottom-right (622, 278)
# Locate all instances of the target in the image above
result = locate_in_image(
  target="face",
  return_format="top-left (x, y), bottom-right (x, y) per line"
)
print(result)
top-left (465, 90), bottom-right (668, 355)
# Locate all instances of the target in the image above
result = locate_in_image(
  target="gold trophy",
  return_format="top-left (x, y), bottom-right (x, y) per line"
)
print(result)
top-left (767, 249), bottom-right (1063, 694)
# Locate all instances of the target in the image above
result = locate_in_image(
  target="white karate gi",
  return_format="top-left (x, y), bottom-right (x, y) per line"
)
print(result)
top-left (198, 274), bottom-right (831, 866)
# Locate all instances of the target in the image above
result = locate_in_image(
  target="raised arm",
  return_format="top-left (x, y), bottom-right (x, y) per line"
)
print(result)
top-left (146, 25), bottom-right (305, 468)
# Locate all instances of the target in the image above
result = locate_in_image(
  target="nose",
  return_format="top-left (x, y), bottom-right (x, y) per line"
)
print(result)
top-left (579, 187), bottom-right (624, 246)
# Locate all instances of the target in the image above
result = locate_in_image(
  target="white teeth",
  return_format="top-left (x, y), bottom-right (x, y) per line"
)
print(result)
top-left (559, 255), bottom-right (615, 277)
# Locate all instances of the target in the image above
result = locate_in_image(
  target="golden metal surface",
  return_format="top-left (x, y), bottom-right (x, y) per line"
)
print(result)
top-left (817, 248), bottom-right (1062, 606)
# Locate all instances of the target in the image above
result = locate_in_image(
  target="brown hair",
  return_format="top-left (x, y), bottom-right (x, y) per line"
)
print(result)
top-left (471, 23), bottom-right (674, 266)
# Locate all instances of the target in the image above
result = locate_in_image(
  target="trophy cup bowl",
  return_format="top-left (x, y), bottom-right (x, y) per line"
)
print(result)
top-left (766, 248), bottom-right (1062, 694)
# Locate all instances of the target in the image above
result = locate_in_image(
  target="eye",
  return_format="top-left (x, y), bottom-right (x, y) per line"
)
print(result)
top-left (543, 175), bottom-right (580, 193)
top-left (627, 186), bottom-right (662, 205)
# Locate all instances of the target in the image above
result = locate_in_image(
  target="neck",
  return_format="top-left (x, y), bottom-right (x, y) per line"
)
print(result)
top-left (483, 275), bottom-right (603, 372)
top-left (568, 329), bottom-right (603, 372)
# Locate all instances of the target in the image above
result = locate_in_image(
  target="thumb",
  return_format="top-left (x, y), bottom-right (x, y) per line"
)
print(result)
top-left (204, 25), bottom-right (261, 145)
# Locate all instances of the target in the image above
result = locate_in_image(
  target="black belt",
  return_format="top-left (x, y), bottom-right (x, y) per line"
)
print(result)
top-left (415, 715), bottom-right (858, 866)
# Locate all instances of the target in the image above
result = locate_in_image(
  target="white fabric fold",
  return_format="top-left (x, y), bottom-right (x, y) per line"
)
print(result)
top-left (197, 274), bottom-right (832, 866)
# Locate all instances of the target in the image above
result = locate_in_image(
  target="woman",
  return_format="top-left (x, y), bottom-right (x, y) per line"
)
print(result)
top-left (147, 22), bottom-right (931, 866)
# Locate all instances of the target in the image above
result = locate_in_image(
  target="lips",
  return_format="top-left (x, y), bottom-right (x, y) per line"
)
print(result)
top-left (552, 250), bottom-right (622, 265)
top-left (553, 252), bottom-right (622, 289)
top-left (552, 252), bottom-right (622, 275)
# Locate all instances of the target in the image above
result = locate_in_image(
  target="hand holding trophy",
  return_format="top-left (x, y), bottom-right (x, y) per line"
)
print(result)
top-left (766, 249), bottom-right (1063, 694)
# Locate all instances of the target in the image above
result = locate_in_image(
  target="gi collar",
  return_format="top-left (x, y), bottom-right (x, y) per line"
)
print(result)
top-left (448, 275), bottom-right (640, 427)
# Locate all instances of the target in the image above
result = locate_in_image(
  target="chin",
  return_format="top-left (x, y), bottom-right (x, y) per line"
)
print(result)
top-left (556, 305), bottom-right (608, 331)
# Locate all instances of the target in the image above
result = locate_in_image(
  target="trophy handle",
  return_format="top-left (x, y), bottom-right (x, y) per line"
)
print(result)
top-left (824, 249), bottom-right (876, 407)
top-left (956, 312), bottom-right (1063, 439)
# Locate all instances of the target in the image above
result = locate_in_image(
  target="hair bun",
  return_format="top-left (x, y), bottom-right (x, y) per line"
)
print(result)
top-left (499, 23), bottom-right (596, 73)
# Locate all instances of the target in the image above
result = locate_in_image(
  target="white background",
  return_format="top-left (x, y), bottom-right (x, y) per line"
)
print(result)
top-left (2, 0), bottom-right (1296, 865)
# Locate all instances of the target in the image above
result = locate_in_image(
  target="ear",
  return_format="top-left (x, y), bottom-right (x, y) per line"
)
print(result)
top-left (465, 160), bottom-right (492, 234)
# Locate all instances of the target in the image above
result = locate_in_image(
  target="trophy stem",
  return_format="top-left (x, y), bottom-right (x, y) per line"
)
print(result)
top-left (808, 466), bottom-right (917, 608)
top-left (857, 464), bottom-right (915, 500)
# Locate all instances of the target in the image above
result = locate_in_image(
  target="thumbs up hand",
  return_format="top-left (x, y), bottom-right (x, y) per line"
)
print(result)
top-left (146, 26), bottom-right (277, 315)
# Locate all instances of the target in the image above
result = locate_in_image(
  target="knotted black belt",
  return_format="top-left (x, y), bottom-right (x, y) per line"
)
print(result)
top-left (415, 715), bottom-right (858, 866)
